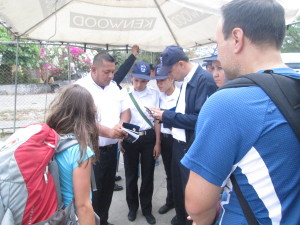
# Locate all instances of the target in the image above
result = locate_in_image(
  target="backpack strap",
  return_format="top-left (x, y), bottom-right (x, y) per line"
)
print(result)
top-left (0, 193), bottom-right (6, 222)
top-left (62, 198), bottom-right (100, 225)
top-left (91, 167), bottom-right (97, 191)
top-left (129, 92), bottom-right (154, 129)
top-left (56, 134), bottom-right (78, 153)
top-left (0, 208), bottom-right (15, 225)
top-left (219, 72), bottom-right (300, 141)
top-left (230, 174), bottom-right (259, 225)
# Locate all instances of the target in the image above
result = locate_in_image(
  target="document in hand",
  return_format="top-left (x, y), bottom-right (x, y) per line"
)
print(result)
top-left (122, 123), bottom-right (140, 143)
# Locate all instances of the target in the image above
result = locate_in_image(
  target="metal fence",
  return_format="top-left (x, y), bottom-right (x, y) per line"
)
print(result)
top-left (0, 40), bottom-right (147, 135)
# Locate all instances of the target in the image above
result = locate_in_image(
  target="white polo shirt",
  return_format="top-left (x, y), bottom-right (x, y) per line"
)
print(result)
top-left (76, 73), bottom-right (128, 146)
top-left (159, 87), bottom-right (180, 135)
top-left (126, 86), bottom-right (160, 131)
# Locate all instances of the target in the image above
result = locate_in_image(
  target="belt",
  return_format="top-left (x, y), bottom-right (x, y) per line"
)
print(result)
top-left (161, 133), bottom-right (172, 138)
top-left (99, 143), bottom-right (117, 150)
top-left (139, 129), bottom-right (153, 136)
top-left (174, 138), bottom-right (186, 145)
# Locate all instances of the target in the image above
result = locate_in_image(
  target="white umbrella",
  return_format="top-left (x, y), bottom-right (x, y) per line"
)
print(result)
top-left (0, 0), bottom-right (299, 52)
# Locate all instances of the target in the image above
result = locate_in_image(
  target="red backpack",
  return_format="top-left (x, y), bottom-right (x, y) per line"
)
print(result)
top-left (0, 123), bottom-right (79, 225)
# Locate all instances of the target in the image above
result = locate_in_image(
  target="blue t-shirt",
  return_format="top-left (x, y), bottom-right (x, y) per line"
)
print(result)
top-left (56, 144), bottom-right (94, 207)
top-left (181, 68), bottom-right (300, 225)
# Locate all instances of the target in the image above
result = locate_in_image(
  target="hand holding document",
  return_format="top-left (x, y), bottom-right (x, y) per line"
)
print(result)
top-left (121, 122), bottom-right (140, 143)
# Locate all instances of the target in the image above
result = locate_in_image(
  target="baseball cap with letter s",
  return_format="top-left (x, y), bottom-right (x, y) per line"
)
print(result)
top-left (131, 61), bottom-right (152, 80)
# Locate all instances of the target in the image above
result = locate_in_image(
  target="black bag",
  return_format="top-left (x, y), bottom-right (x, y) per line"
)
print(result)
top-left (219, 71), bottom-right (300, 140)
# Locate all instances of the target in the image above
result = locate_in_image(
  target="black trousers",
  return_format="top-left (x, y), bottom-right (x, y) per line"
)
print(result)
top-left (172, 139), bottom-right (192, 225)
top-left (161, 133), bottom-right (174, 207)
top-left (123, 129), bottom-right (156, 216)
top-left (92, 143), bottom-right (118, 225)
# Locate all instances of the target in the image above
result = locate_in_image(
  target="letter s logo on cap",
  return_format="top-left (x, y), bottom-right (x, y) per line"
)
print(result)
top-left (140, 64), bottom-right (146, 73)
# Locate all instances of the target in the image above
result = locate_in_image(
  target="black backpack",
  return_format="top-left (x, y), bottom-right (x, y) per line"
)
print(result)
top-left (219, 71), bottom-right (300, 141)
top-left (218, 71), bottom-right (300, 225)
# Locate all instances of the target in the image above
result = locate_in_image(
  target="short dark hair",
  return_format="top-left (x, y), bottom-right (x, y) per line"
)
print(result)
top-left (179, 55), bottom-right (189, 63)
top-left (93, 53), bottom-right (115, 66)
top-left (221, 0), bottom-right (286, 49)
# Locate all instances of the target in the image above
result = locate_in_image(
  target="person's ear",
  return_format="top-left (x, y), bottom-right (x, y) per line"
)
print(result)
top-left (168, 77), bottom-right (174, 83)
top-left (231, 27), bottom-right (244, 54)
top-left (91, 65), bottom-right (96, 73)
top-left (178, 61), bottom-right (184, 67)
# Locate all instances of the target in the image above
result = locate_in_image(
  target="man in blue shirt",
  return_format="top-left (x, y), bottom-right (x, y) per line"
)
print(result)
top-left (181, 0), bottom-right (300, 224)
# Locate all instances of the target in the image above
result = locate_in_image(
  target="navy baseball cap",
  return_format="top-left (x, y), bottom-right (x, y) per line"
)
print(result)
top-left (158, 46), bottom-right (188, 76)
top-left (202, 61), bottom-right (212, 67)
top-left (153, 64), bottom-right (168, 80)
top-left (203, 48), bottom-right (218, 63)
top-left (131, 61), bottom-right (152, 80)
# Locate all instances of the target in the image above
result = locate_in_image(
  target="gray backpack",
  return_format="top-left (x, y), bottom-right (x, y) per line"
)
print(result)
top-left (0, 123), bottom-right (99, 225)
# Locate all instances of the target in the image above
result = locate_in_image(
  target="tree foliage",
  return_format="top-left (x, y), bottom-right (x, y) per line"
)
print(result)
top-left (282, 18), bottom-right (300, 52)
top-left (0, 26), bottom-right (40, 84)
top-left (109, 49), bottom-right (160, 70)
top-left (0, 27), bottom-right (39, 68)
top-left (39, 45), bottom-right (94, 81)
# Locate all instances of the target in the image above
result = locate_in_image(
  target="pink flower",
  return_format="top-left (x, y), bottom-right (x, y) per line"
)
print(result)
top-left (39, 48), bottom-right (46, 58)
top-left (85, 58), bottom-right (92, 65)
top-left (70, 47), bottom-right (84, 56)
top-left (43, 63), bottom-right (51, 69)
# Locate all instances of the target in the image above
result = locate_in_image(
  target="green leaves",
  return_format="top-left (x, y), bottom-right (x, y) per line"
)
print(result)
top-left (282, 17), bottom-right (300, 52)
top-left (0, 27), bottom-right (39, 68)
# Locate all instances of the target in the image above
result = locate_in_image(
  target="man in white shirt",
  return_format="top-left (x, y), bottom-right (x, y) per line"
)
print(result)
top-left (76, 54), bottom-right (130, 225)
top-left (151, 46), bottom-right (217, 225)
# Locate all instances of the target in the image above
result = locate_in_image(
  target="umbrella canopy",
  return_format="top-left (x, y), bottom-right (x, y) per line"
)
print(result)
top-left (0, 0), bottom-right (299, 52)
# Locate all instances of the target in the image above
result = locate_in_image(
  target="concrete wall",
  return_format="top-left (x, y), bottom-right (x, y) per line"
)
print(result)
top-left (0, 81), bottom-right (70, 95)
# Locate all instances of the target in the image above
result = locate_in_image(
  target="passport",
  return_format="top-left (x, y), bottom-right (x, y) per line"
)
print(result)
top-left (122, 122), bottom-right (140, 143)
